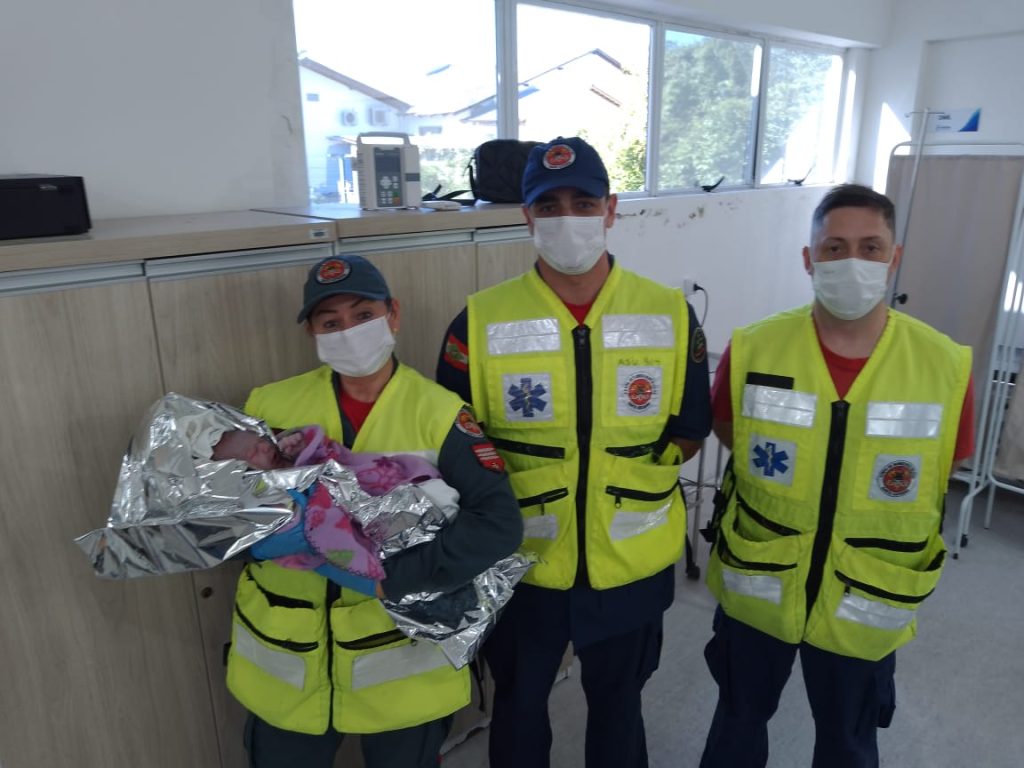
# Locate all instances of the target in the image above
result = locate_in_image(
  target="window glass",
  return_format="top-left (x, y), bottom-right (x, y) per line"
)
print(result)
top-left (759, 45), bottom-right (843, 185)
top-left (659, 30), bottom-right (761, 191)
top-left (517, 4), bottom-right (651, 194)
top-left (292, 0), bottom-right (496, 203)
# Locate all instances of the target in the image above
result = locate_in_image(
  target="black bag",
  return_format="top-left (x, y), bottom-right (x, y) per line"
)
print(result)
top-left (468, 139), bottom-right (542, 203)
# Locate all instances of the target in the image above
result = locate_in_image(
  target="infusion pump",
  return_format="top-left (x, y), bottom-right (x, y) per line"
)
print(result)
top-left (356, 132), bottom-right (422, 210)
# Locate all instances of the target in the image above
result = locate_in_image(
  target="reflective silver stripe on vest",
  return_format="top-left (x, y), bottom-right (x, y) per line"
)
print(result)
top-left (523, 514), bottom-right (559, 540)
top-left (834, 593), bottom-right (916, 630)
top-left (351, 639), bottom-right (451, 690)
top-left (487, 318), bottom-right (561, 355)
top-left (609, 503), bottom-right (670, 540)
top-left (721, 568), bottom-right (783, 604)
top-left (866, 402), bottom-right (943, 439)
top-left (602, 314), bottom-right (674, 348)
top-left (742, 385), bottom-right (817, 428)
top-left (233, 622), bottom-right (306, 690)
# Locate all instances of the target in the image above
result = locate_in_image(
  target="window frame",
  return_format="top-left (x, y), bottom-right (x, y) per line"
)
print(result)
top-left (500, 0), bottom-right (848, 198)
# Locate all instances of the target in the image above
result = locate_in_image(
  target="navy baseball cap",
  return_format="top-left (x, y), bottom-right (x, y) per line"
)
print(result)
top-left (522, 136), bottom-right (610, 206)
top-left (296, 255), bottom-right (391, 323)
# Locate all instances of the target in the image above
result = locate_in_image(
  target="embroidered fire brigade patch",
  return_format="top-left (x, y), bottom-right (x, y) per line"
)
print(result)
top-left (316, 258), bottom-right (350, 283)
top-left (870, 455), bottom-right (920, 501)
top-left (443, 333), bottom-right (469, 372)
top-left (691, 326), bottom-right (707, 364)
top-left (749, 434), bottom-right (796, 487)
top-left (616, 366), bottom-right (663, 416)
top-left (503, 373), bottom-right (553, 421)
top-left (542, 143), bottom-right (576, 170)
top-left (454, 408), bottom-right (484, 438)
top-left (472, 443), bottom-right (505, 472)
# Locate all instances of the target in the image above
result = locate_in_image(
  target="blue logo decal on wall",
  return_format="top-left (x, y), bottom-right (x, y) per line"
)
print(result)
top-left (753, 441), bottom-right (790, 477)
top-left (507, 377), bottom-right (548, 418)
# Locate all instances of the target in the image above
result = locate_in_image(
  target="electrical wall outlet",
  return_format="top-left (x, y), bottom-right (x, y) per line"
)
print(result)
top-left (681, 278), bottom-right (697, 296)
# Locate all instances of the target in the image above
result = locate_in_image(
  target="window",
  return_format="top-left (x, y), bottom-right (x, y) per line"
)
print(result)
top-left (292, 0), bottom-right (496, 203)
top-left (516, 4), bottom-right (651, 194)
top-left (659, 30), bottom-right (760, 191)
top-left (291, 1), bottom-right (846, 202)
top-left (759, 45), bottom-right (844, 185)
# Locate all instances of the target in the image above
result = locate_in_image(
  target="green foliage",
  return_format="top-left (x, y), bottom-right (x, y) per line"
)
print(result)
top-left (420, 147), bottom-right (475, 196)
top-left (659, 36), bottom-right (834, 190)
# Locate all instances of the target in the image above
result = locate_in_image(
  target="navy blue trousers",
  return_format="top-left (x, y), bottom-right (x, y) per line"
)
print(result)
top-left (483, 592), bottom-right (664, 768)
top-left (700, 607), bottom-right (896, 768)
top-left (243, 712), bottom-right (451, 768)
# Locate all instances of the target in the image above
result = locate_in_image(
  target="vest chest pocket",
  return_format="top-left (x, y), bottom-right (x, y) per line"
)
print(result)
top-left (803, 533), bottom-right (945, 661)
top-left (707, 503), bottom-right (813, 645)
top-left (233, 567), bottom-right (324, 648)
top-left (226, 567), bottom-right (327, 732)
top-left (330, 598), bottom-right (468, 732)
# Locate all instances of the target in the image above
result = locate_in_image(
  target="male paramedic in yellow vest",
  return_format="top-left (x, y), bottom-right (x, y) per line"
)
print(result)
top-left (226, 254), bottom-right (523, 768)
top-left (436, 136), bottom-right (713, 768)
top-left (700, 184), bottom-right (975, 768)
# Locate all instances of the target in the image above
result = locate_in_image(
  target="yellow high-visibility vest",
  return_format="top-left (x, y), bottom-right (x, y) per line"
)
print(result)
top-left (707, 306), bottom-right (971, 660)
top-left (226, 363), bottom-right (470, 734)
top-left (467, 266), bottom-right (691, 589)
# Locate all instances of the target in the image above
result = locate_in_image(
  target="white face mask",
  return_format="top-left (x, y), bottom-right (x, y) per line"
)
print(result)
top-left (811, 257), bottom-right (892, 321)
top-left (532, 216), bottom-right (607, 275)
top-left (315, 315), bottom-right (395, 377)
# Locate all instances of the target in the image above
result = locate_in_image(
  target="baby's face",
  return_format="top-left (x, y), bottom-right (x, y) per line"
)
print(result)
top-left (212, 431), bottom-right (291, 470)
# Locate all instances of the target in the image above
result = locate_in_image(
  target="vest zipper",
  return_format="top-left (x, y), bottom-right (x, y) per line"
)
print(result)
top-left (606, 483), bottom-right (678, 508)
top-left (336, 629), bottom-right (407, 650)
top-left (517, 487), bottom-right (570, 511)
top-left (837, 570), bottom-right (933, 604)
top-left (845, 537), bottom-right (928, 552)
top-left (737, 493), bottom-right (800, 536)
top-left (573, 325), bottom-right (593, 584)
top-left (489, 435), bottom-right (566, 459)
top-left (806, 400), bottom-right (849, 616)
top-left (234, 606), bottom-right (319, 653)
top-left (325, 580), bottom-right (341, 726)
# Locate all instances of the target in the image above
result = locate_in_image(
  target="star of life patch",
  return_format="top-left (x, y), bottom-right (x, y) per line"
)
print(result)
top-left (616, 366), bottom-right (663, 416)
top-left (454, 408), bottom-right (484, 438)
top-left (502, 373), bottom-right (553, 422)
top-left (471, 442), bottom-right (505, 472)
top-left (749, 434), bottom-right (796, 487)
top-left (869, 454), bottom-right (920, 502)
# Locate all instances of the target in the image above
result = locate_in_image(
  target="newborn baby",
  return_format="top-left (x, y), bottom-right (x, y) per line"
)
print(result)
top-left (208, 426), bottom-right (458, 591)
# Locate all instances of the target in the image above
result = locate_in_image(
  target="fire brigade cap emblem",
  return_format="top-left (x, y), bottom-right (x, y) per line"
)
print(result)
top-left (543, 144), bottom-right (576, 170)
top-left (316, 258), bottom-right (351, 284)
top-left (877, 459), bottom-right (916, 497)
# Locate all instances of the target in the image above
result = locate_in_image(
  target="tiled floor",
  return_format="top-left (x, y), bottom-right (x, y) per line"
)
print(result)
top-left (443, 485), bottom-right (1024, 767)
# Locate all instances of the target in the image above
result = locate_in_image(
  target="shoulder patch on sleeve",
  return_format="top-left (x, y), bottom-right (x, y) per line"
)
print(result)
top-left (454, 407), bottom-right (484, 438)
top-left (691, 326), bottom-right (707, 364)
top-left (472, 442), bottom-right (506, 473)
top-left (443, 333), bottom-right (469, 372)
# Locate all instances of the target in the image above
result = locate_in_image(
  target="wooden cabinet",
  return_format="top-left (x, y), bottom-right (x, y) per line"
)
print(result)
top-left (0, 211), bottom-right (538, 768)
top-left (147, 243), bottom-right (332, 768)
top-left (362, 240), bottom-right (477, 379)
top-left (476, 226), bottom-right (536, 290)
top-left (0, 268), bottom-right (221, 768)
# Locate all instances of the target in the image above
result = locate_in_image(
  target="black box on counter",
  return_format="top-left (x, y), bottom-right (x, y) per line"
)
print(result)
top-left (0, 174), bottom-right (92, 240)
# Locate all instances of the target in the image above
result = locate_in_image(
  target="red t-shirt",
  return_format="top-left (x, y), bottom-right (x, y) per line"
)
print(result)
top-left (564, 300), bottom-right (592, 325)
top-left (711, 341), bottom-right (975, 462)
top-left (339, 388), bottom-right (375, 433)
